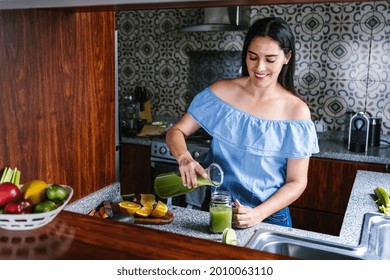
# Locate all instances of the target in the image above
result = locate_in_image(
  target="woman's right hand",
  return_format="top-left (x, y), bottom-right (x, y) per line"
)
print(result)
top-left (177, 152), bottom-right (207, 188)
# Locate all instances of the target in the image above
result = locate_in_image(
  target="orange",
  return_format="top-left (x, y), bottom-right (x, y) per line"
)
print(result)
top-left (138, 193), bottom-right (156, 207)
top-left (118, 201), bottom-right (141, 215)
top-left (150, 200), bottom-right (168, 218)
top-left (135, 201), bottom-right (153, 217)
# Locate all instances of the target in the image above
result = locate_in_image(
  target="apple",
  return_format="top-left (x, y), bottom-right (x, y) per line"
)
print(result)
top-left (4, 199), bottom-right (33, 214)
top-left (0, 182), bottom-right (20, 207)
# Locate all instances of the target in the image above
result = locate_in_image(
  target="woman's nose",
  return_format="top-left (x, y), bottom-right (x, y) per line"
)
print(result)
top-left (255, 60), bottom-right (266, 71)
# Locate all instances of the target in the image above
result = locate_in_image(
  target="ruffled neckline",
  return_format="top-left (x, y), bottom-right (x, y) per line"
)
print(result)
top-left (188, 87), bottom-right (319, 157)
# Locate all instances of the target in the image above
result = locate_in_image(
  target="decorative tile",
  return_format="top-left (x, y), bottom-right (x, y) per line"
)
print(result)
top-left (117, 3), bottom-right (390, 135)
top-left (370, 20), bottom-right (390, 83)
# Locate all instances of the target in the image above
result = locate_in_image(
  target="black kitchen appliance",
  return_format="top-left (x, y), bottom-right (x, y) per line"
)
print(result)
top-left (343, 109), bottom-right (355, 144)
top-left (348, 111), bottom-right (370, 153)
top-left (369, 117), bottom-right (382, 147)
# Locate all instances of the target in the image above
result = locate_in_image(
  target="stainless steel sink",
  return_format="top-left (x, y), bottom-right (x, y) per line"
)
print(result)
top-left (359, 213), bottom-right (390, 260)
top-left (246, 213), bottom-right (390, 260)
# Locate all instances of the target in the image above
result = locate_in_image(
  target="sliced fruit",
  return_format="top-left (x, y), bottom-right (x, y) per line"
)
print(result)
top-left (222, 228), bottom-right (237, 246)
top-left (135, 201), bottom-right (153, 217)
top-left (150, 200), bottom-right (168, 218)
top-left (138, 193), bottom-right (156, 207)
top-left (121, 193), bottom-right (135, 202)
top-left (20, 180), bottom-right (49, 205)
top-left (118, 201), bottom-right (141, 215)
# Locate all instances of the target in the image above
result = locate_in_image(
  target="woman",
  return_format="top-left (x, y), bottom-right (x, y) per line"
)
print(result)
top-left (166, 17), bottom-right (319, 228)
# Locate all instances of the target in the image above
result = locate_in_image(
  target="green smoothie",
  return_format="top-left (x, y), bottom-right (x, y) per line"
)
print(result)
top-left (154, 172), bottom-right (217, 199)
top-left (209, 204), bottom-right (232, 233)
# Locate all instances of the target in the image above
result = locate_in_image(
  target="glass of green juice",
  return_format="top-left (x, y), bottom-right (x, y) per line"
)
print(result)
top-left (154, 163), bottom-right (223, 199)
top-left (209, 191), bottom-right (232, 233)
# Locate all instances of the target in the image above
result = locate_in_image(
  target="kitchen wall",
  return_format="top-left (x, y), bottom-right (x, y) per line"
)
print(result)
top-left (116, 1), bottom-right (390, 135)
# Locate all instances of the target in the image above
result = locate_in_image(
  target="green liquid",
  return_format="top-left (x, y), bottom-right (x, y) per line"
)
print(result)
top-left (154, 172), bottom-right (217, 199)
top-left (210, 205), bottom-right (232, 233)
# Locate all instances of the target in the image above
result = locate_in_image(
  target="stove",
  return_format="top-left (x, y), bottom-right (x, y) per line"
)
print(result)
top-left (150, 137), bottom-right (210, 165)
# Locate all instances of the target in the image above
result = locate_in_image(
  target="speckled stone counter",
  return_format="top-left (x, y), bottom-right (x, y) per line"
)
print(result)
top-left (65, 183), bottom-right (123, 214)
top-left (313, 133), bottom-right (390, 165)
top-left (235, 170), bottom-right (390, 248)
top-left (65, 171), bottom-right (390, 252)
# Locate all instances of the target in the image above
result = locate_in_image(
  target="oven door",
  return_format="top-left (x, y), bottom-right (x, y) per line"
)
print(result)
top-left (150, 157), bottom-right (207, 209)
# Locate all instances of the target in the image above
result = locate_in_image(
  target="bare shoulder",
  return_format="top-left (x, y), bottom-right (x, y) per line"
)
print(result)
top-left (210, 78), bottom-right (245, 96)
top-left (287, 94), bottom-right (311, 120)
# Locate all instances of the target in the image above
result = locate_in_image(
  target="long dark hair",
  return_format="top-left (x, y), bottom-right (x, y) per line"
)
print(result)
top-left (242, 17), bottom-right (297, 95)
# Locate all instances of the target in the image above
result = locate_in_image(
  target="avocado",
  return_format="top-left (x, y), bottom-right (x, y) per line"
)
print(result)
top-left (111, 213), bottom-right (135, 224)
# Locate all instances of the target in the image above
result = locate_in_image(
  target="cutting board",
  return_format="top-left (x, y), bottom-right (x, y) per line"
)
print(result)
top-left (137, 124), bottom-right (167, 137)
top-left (139, 100), bottom-right (152, 123)
top-left (111, 203), bottom-right (174, 225)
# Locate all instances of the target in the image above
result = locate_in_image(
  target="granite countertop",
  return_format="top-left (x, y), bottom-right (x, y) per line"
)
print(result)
top-left (142, 172), bottom-right (388, 249)
top-left (121, 131), bottom-right (390, 165)
top-left (65, 170), bottom-right (390, 252)
top-left (313, 132), bottom-right (390, 165)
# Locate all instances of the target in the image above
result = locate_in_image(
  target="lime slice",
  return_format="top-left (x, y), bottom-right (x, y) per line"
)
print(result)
top-left (222, 228), bottom-right (237, 245)
top-left (121, 193), bottom-right (135, 201)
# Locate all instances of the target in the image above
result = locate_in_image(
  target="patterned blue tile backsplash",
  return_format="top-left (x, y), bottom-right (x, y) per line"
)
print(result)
top-left (116, 2), bottom-right (390, 135)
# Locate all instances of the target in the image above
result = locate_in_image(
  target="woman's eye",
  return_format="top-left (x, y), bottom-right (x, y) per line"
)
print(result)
top-left (266, 59), bottom-right (276, 63)
top-left (248, 56), bottom-right (257, 61)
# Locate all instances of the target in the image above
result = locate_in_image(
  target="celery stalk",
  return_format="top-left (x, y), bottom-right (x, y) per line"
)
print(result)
top-left (14, 169), bottom-right (21, 186)
top-left (1, 167), bottom-right (13, 183)
top-left (0, 167), bottom-right (8, 183)
top-left (0, 167), bottom-right (21, 185)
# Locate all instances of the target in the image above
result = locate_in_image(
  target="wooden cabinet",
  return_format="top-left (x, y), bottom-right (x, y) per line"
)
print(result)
top-left (0, 10), bottom-right (116, 201)
top-left (120, 144), bottom-right (152, 195)
top-left (290, 158), bottom-right (387, 235)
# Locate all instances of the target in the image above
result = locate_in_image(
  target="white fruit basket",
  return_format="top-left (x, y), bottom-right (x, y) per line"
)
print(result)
top-left (0, 185), bottom-right (73, 231)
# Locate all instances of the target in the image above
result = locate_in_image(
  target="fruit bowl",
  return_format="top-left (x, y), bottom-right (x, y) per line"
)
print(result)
top-left (0, 185), bottom-right (73, 231)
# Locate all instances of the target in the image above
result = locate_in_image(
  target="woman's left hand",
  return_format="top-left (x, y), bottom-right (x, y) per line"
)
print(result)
top-left (233, 199), bottom-right (262, 228)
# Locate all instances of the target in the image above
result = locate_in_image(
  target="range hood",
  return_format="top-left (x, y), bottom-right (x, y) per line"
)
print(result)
top-left (180, 7), bottom-right (251, 32)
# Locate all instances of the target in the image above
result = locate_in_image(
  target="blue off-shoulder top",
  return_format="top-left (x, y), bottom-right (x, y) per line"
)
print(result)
top-left (188, 87), bottom-right (320, 208)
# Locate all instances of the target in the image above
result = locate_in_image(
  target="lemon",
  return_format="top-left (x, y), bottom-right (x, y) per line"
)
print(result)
top-left (118, 201), bottom-right (141, 215)
top-left (20, 180), bottom-right (49, 205)
top-left (222, 228), bottom-right (237, 246)
top-left (135, 201), bottom-right (153, 217)
top-left (150, 200), bottom-right (168, 218)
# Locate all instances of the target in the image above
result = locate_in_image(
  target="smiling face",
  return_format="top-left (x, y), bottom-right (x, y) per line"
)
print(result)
top-left (246, 36), bottom-right (291, 89)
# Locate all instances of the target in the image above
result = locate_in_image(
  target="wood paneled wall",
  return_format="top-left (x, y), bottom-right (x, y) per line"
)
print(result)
top-left (0, 10), bottom-right (116, 201)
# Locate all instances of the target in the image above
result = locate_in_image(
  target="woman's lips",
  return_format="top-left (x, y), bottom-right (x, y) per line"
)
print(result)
top-left (255, 72), bottom-right (268, 79)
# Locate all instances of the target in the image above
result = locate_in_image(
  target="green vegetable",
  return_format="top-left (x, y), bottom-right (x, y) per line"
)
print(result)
top-left (34, 200), bottom-right (57, 213)
top-left (374, 186), bottom-right (390, 215)
top-left (0, 167), bottom-right (21, 186)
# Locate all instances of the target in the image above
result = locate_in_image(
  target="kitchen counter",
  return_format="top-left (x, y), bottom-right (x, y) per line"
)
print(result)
top-left (122, 131), bottom-right (390, 165)
top-left (0, 182), bottom-right (288, 260)
top-left (64, 170), bottom-right (390, 258)
top-left (1, 170), bottom-right (387, 259)
top-left (0, 210), bottom-right (288, 260)
top-left (130, 171), bottom-right (390, 250)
